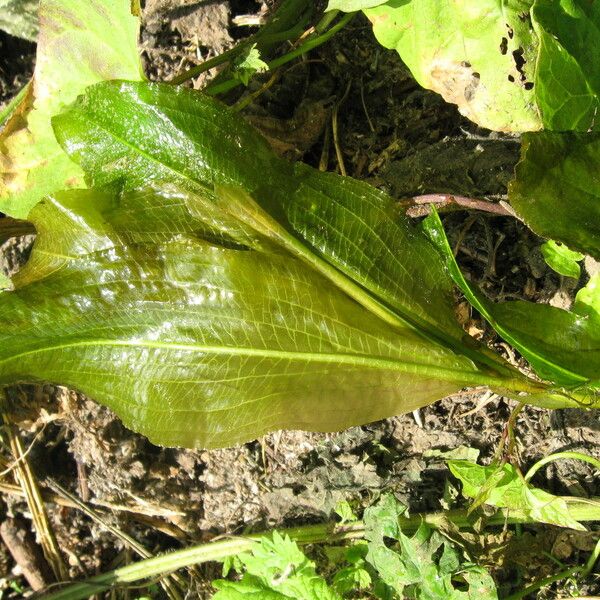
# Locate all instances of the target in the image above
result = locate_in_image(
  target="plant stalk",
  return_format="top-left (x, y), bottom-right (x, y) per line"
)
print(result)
top-left (525, 451), bottom-right (600, 483)
top-left (170, 0), bottom-right (313, 85)
top-left (39, 501), bottom-right (600, 600)
top-left (0, 81), bottom-right (31, 130)
top-left (204, 12), bottom-right (356, 97)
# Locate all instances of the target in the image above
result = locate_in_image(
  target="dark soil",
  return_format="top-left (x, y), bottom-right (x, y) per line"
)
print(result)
top-left (0, 30), bottom-right (34, 108)
top-left (0, 3), bottom-right (598, 599)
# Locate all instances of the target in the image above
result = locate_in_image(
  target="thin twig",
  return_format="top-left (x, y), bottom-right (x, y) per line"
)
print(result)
top-left (360, 76), bottom-right (375, 133)
top-left (0, 481), bottom-right (187, 538)
top-left (453, 214), bottom-right (478, 258)
top-left (400, 193), bottom-right (514, 218)
top-left (332, 80), bottom-right (352, 176)
top-left (233, 70), bottom-right (280, 111)
top-left (0, 424), bottom-right (47, 478)
top-left (0, 518), bottom-right (54, 590)
top-left (319, 120), bottom-right (331, 171)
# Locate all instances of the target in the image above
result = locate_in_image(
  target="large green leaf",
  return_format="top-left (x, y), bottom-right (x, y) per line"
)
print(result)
top-left (51, 81), bottom-right (485, 355)
top-left (424, 210), bottom-right (600, 392)
top-left (2, 81), bottom-right (567, 447)
top-left (509, 131), bottom-right (600, 259)
top-left (362, 0), bottom-right (541, 132)
top-left (1, 188), bottom-right (489, 448)
top-left (358, 0), bottom-right (600, 133)
top-left (531, 0), bottom-right (600, 132)
top-left (4, 80), bottom-right (590, 447)
top-left (0, 0), bottom-right (142, 219)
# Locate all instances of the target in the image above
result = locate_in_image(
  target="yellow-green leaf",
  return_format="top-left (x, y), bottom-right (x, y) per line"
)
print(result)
top-left (0, 0), bottom-right (143, 219)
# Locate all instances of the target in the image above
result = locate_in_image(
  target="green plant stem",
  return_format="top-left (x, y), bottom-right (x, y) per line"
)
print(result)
top-left (315, 9), bottom-right (340, 34)
top-left (39, 501), bottom-right (600, 600)
top-left (169, 22), bottom-right (307, 85)
top-left (204, 12), bottom-right (356, 97)
top-left (170, 44), bottom-right (250, 86)
top-left (502, 565), bottom-right (583, 600)
top-left (581, 536), bottom-right (600, 579)
top-left (0, 80), bottom-right (31, 129)
top-left (525, 451), bottom-right (600, 482)
top-left (170, 0), bottom-right (312, 85)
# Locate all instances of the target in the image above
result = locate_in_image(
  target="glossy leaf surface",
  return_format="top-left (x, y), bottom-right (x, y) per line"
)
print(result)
top-left (1, 188), bottom-right (484, 448)
top-left (3, 81), bottom-right (584, 448)
top-left (0, 0), bottom-right (142, 219)
top-left (509, 132), bottom-right (600, 259)
top-left (52, 81), bottom-right (476, 351)
top-left (424, 211), bottom-right (600, 389)
top-left (531, 0), bottom-right (600, 132)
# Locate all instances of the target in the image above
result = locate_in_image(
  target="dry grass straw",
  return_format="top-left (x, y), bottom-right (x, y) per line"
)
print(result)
top-left (47, 479), bottom-right (186, 600)
top-left (0, 481), bottom-right (187, 540)
top-left (2, 413), bottom-right (69, 582)
top-left (0, 397), bottom-right (189, 599)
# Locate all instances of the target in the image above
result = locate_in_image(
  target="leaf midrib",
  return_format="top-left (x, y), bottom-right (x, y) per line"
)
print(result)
top-left (0, 337), bottom-right (502, 387)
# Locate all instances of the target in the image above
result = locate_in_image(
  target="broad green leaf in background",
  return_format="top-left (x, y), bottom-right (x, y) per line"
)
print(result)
top-left (576, 273), bottom-right (600, 320)
top-left (531, 0), bottom-right (600, 132)
top-left (352, 0), bottom-right (600, 133)
top-left (0, 0), bottom-right (38, 41)
top-left (361, 0), bottom-right (541, 132)
top-left (0, 272), bottom-right (12, 291)
top-left (0, 0), bottom-right (143, 219)
top-left (509, 132), bottom-right (600, 259)
top-left (540, 240), bottom-right (584, 279)
top-left (424, 210), bottom-right (600, 391)
top-left (449, 460), bottom-right (586, 530)
top-left (0, 187), bottom-right (494, 448)
top-left (213, 532), bottom-right (341, 599)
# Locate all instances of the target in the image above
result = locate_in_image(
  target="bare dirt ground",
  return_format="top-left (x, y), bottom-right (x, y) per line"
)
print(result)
top-left (0, 2), bottom-right (598, 598)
